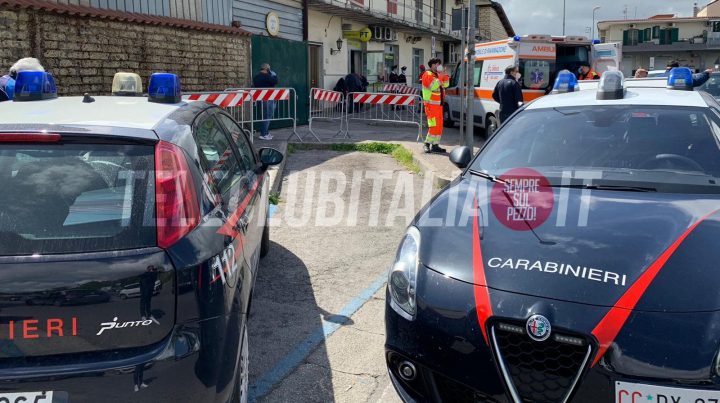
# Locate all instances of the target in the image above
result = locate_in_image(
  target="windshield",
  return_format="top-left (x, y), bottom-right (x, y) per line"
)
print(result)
top-left (470, 106), bottom-right (720, 193)
top-left (698, 73), bottom-right (720, 98)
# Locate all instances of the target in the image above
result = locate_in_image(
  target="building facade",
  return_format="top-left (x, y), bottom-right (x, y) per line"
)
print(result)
top-left (598, 6), bottom-right (720, 76)
top-left (0, 0), bottom-right (250, 96)
top-left (306, 0), bottom-right (514, 90)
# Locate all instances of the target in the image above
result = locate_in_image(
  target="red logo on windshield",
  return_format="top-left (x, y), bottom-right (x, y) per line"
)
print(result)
top-left (490, 168), bottom-right (554, 231)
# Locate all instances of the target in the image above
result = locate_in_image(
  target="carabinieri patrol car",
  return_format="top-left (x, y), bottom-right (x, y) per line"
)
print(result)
top-left (385, 68), bottom-right (720, 402)
top-left (0, 71), bottom-right (282, 402)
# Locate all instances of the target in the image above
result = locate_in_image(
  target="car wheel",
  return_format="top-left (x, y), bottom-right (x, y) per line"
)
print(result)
top-left (231, 324), bottom-right (249, 403)
top-left (485, 115), bottom-right (499, 137)
top-left (443, 104), bottom-right (454, 128)
top-left (260, 214), bottom-right (270, 259)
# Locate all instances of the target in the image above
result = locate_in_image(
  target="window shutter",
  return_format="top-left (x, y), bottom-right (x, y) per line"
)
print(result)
top-left (623, 30), bottom-right (630, 46)
top-left (671, 28), bottom-right (679, 43)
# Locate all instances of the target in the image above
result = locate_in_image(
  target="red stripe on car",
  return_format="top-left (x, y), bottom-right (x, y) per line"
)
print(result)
top-left (591, 209), bottom-right (719, 366)
top-left (473, 198), bottom-right (492, 344)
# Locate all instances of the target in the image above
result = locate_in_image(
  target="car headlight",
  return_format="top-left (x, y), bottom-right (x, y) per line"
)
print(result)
top-left (389, 226), bottom-right (420, 321)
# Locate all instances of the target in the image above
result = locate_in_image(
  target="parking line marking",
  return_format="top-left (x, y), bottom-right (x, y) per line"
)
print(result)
top-left (249, 273), bottom-right (387, 402)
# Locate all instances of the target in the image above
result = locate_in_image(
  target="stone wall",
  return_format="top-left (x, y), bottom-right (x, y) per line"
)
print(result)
top-left (0, 5), bottom-right (251, 95)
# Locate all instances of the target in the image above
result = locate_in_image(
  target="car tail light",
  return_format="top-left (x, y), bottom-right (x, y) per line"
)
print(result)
top-left (0, 132), bottom-right (61, 142)
top-left (155, 141), bottom-right (200, 249)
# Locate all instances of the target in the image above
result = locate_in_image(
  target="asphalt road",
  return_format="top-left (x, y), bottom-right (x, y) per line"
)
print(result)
top-left (248, 149), bottom-right (431, 402)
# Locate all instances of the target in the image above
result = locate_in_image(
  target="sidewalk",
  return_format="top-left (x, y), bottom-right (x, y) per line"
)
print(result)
top-left (257, 120), bottom-right (486, 190)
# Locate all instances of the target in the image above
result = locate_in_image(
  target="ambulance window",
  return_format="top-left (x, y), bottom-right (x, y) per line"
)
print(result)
top-left (520, 60), bottom-right (553, 90)
top-left (473, 61), bottom-right (483, 86)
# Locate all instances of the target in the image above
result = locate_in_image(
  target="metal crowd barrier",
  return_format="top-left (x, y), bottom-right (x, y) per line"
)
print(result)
top-left (225, 87), bottom-right (302, 142)
top-left (381, 84), bottom-right (421, 96)
top-left (346, 92), bottom-right (424, 141)
top-left (308, 88), bottom-right (346, 141)
top-left (183, 90), bottom-right (254, 140)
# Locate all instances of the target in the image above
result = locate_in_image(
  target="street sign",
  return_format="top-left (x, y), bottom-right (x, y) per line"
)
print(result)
top-left (343, 27), bottom-right (372, 42)
top-left (431, 36), bottom-right (436, 55)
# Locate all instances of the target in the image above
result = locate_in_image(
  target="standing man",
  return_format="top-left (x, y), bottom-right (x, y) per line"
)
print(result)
top-left (421, 58), bottom-right (450, 153)
top-left (253, 63), bottom-right (278, 141)
top-left (578, 62), bottom-right (600, 80)
top-left (492, 65), bottom-right (524, 124)
top-left (398, 66), bottom-right (408, 84)
top-left (417, 65), bottom-right (426, 84)
top-left (389, 66), bottom-right (399, 83)
top-left (661, 60), bottom-right (712, 87)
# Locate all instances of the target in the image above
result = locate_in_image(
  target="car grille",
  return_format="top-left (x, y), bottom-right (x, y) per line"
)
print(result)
top-left (433, 372), bottom-right (497, 403)
top-left (491, 323), bottom-right (592, 403)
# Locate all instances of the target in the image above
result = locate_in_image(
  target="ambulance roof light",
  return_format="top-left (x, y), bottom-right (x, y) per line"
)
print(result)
top-left (13, 71), bottom-right (57, 102)
top-left (112, 72), bottom-right (143, 96)
top-left (597, 70), bottom-right (626, 100)
top-left (148, 73), bottom-right (181, 104)
top-left (592, 39), bottom-right (601, 44)
top-left (552, 70), bottom-right (579, 94)
top-left (513, 36), bottom-right (521, 42)
top-left (667, 67), bottom-right (694, 91)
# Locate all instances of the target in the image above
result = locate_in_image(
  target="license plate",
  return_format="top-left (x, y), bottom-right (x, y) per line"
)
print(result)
top-left (0, 391), bottom-right (54, 403)
top-left (617, 381), bottom-right (720, 403)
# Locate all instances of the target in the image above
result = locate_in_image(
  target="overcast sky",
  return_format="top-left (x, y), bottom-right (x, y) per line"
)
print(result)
top-left (494, 0), bottom-right (697, 37)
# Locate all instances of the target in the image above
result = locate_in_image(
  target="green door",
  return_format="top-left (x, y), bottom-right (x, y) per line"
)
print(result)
top-left (251, 36), bottom-right (309, 127)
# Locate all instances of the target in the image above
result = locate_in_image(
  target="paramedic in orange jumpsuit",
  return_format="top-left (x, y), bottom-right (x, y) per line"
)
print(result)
top-left (421, 58), bottom-right (450, 153)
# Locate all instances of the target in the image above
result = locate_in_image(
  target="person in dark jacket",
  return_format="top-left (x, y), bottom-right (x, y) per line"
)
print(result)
top-left (661, 60), bottom-right (712, 87)
top-left (492, 65), bottom-right (524, 124)
top-left (389, 65), bottom-right (399, 83)
top-left (252, 63), bottom-right (278, 140)
top-left (398, 66), bottom-right (408, 84)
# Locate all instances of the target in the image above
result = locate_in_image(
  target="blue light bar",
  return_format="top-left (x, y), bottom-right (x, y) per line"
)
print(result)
top-left (13, 72), bottom-right (57, 102)
top-left (592, 39), bottom-right (601, 44)
top-left (513, 36), bottom-right (521, 42)
top-left (552, 70), bottom-right (579, 94)
top-left (667, 67), bottom-right (693, 91)
top-left (148, 73), bottom-right (181, 104)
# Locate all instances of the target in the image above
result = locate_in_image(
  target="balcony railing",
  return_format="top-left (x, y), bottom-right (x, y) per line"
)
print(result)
top-left (310, 0), bottom-right (459, 38)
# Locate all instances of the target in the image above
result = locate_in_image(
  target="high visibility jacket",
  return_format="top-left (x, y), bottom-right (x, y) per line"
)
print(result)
top-left (578, 70), bottom-right (599, 80)
top-left (422, 71), bottom-right (449, 105)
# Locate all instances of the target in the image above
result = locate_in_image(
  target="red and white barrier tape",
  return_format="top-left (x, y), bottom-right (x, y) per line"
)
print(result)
top-left (312, 88), bottom-right (343, 103)
top-left (183, 92), bottom-right (251, 107)
top-left (352, 93), bottom-right (417, 106)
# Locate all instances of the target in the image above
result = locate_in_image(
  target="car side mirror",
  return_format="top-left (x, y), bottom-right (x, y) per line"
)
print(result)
top-left (258, 147), bottom-right (284, 169)
top-left (449, 146), bottom-right (473, 169)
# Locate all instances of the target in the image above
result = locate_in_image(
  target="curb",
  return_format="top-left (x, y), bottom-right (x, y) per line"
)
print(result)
top-left (411, 153), bottom-right (453, 189)
top-left (266, 141), bottom-right (288, 195)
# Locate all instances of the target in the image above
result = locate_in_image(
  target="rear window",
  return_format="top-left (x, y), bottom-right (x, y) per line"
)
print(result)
top-left (0, 143), bottom-right (156, 256)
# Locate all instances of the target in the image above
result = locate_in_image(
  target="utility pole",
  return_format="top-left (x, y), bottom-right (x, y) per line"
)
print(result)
top-left (562, 0), bottom-right (566, 35)
top-left (465, 0), bottom-right (476, 148)
top-left (458, 7), bottom-right (466, 144)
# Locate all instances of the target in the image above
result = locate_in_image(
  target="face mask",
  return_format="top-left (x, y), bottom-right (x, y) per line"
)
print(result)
top-left (514, 73), bottom-right (522, 80)
top-left (437, 65), bottom-right (444, 72)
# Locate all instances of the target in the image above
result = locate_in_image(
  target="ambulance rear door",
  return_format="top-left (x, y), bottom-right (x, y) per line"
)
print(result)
top-left (592, 42), bottom-right (623, 73)
top-left (517, 41), bottom-right (555, 102)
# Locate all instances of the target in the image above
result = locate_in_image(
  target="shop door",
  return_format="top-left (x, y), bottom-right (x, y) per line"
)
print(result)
top-left (251, 36), bottom-right (309, 126)
top-left (308, 44), bottom-right (322, 89)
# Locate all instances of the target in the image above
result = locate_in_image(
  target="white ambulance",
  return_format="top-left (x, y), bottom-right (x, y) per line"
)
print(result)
top-left (444, 35), bottom-right (622, 136)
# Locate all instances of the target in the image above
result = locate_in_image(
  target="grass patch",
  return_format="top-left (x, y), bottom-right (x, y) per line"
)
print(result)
top-left (268, 192), bottom-right (281, 205)
top-left (291, 142), bottom-right (422, 174)
top-left (286, 143), bottom-right (298, 155)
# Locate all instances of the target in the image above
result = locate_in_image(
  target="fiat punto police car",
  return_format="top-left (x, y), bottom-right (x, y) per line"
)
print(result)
top-left (386, 68), bottom-right (720, 402)
top-left (0, 72), bottom-right (282, 402)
